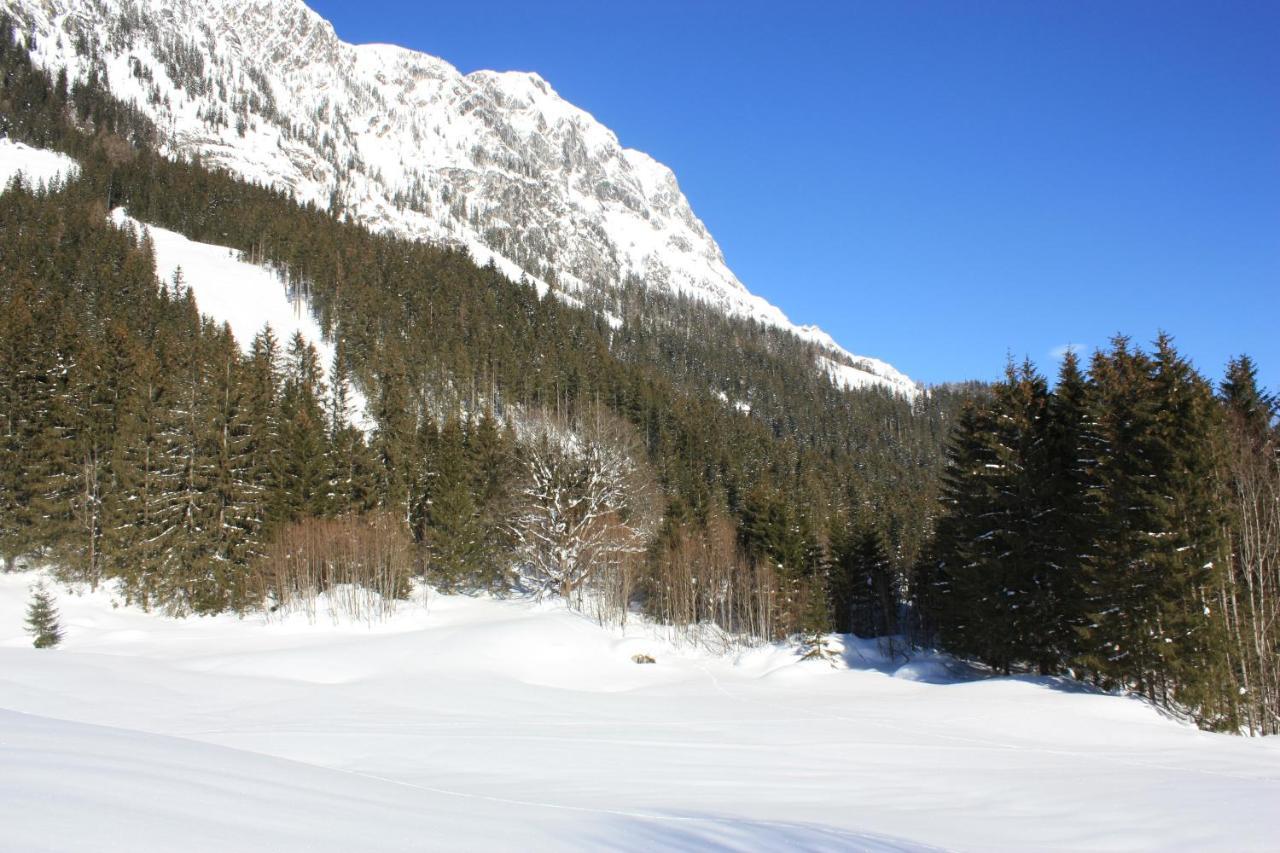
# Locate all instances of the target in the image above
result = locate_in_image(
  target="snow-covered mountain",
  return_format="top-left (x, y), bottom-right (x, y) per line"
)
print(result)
top-left (3, 0), bottom-right (917, 396)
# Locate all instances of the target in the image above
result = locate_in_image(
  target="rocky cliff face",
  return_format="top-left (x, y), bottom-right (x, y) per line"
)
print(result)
top-left (4, 0), bottom-right (917, 395)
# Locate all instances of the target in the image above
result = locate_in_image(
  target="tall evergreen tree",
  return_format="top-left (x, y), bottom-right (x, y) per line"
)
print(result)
top-left (831, 522), bottom-right (896, 638)
top-left (1038, 350), bottom-right (1095, 669)
top-left (277, 332), bottom-right (333, 520)
top-left (927, 363), bottom-right (1058, 673)
top-left (417, 415), bottom-right (484, 589)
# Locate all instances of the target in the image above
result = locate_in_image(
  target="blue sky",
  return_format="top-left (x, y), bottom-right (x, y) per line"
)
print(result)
top-left (309, 0), bottom-right (1280, 390)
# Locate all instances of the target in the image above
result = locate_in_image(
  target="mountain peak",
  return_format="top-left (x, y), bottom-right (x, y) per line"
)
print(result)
top-left (3, 0), bottom-right (917, 397)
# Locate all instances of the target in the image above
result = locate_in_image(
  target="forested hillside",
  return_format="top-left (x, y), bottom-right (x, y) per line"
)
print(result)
top-left (0, 18), bottom-right (965, 635)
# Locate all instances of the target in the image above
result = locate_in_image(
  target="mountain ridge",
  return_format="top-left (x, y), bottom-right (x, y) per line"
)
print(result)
top-left (3, 0), bottom-right (917, 396)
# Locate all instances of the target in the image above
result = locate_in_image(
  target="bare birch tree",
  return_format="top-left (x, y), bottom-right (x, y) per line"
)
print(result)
top-left (1219, 422), bottom-right (1280, 734)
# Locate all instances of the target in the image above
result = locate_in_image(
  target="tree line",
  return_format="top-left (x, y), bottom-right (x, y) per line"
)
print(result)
top-left (916, 342), bottom-right (1279, 733)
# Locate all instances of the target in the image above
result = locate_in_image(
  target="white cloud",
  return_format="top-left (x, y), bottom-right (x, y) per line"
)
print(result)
top-left (1049, 343), bottom-right (1084, 361)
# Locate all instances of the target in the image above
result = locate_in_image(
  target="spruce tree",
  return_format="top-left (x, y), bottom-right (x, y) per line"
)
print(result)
top-left (928, 363), bottom-right (1055, 673)
top-left (277, 333), bottom-right (333, 520)
top-left (1147, 335), bottom-right (1231, 719)
top-left (831, 523), bottom-right (896, 638)
top-left (0, 289), bottom-right (44, 570)
top-left (1221, 355), bottom-right (1276, 445)
top-left (417, 415), bottom-right (483, 589)
top-left (924, 399), bottom-right (997, 658)
top-left (243, 326), bottom-right (285, 532)
top-left (195, 326), bottom-right (260, 611)
top-left (1039, 350), bottom-right (1095, 669)
top-left (25, 583), bottom-right (63, 648)
top-left (1080, 338), bottom-right (1164, 694)
top-left (1082, 336), bottom-right (1229, 714)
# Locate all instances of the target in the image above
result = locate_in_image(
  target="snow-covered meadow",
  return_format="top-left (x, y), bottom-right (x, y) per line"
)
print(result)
top-left (2, 571), bottom-right (1277, 852)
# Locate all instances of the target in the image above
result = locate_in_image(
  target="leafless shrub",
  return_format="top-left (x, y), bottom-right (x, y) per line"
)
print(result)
top-left (646, 512), bottom-right (780, 647)
top-left (253, 511), bottom-right (412, 624)
top-left (1218, 424), bottom-right (1280, 734)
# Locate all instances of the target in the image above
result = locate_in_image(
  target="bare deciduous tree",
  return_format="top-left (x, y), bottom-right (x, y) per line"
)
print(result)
top-left (1218, 423), bottom-right (1280, 734)
top-left (647, 511), bottom-right (779, 647)
top-left (509, 410), bottom-right (658, 601)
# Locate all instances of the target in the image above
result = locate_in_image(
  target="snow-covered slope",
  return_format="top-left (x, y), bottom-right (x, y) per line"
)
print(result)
top-left (1, 0), bottom-right (917, 397)
top-left (0, 136), bottom-right (78, 187)
top-left (3, 570), bottom-right (1279, 851)
top-left (109, 207), bottom-right (374, 430)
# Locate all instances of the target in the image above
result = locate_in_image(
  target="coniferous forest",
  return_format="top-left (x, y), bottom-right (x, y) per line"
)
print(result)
top-left (2, 16), bottom-right (1277, 735)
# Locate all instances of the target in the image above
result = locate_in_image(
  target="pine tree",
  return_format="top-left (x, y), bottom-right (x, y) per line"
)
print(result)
top-left (1221, 355), bottom-right (1276, 447)
top-left (1039, 350), bottom-right (1095, 669)
top-left (927, 363), bottom-right (1054, 673)
top-left (243, 326), bottom-right (285, 532)
top-left (25, 583), bottom-right (63, 648)
top-left (741, 483), bottom-right (828, 635)
top-left (1079, 339), bottom-right (1161, 691)
top-left (101, 325), bottom-right (164, 603)
top-left (922, 399), bottom-right (995, 656)
top-left (1082, 336), bottom-right (1229, 714)
top-left (1147, 334), bottom-right (1231, 719)
top-left (277, 332), bottom-right (333, 520)
top-left (831, 523), bottom-right (896, 638)
top-left (194, 325), bottom-right (260, 611)
top-left (0, 289), bottom-right (45, 570)
top-left (417, 415), bottom-right (483, 589)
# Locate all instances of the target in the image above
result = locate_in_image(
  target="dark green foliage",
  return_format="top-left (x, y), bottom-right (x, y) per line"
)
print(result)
top-left (926, 365), bottom-right (1062, 675)
top-left (1221, 355), bottom-right (1277, 445)
top-left (412, 414), bottom-right (513, 590)
top-left (830, 523), bottom-right (897, 638)
top-left (2, 19), bottom-right (1274, 730)
top-left (1080, 336), bottom-right (1228, 709)
top-left (25, 583), bottom-right (63, 648)
top-left (920, 336), bottom-right (1258, 728)
top-left (741, 483), bottom-right (829, 634)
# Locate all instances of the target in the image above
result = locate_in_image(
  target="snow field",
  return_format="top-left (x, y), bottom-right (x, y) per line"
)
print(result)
top-left (2, 571), bottom-right (1278, 852)
top-left (0, 137), bottom-right (79, 189)
top-left (108, 208), bottom-right (376, 432)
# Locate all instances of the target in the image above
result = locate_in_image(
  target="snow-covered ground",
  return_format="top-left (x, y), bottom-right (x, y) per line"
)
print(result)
top-left (2, 571), bottom-right (1277, 852)
top-left (0, 137), bottom-right (78, 189)
top-left (109, 208), bottom-right (375, 432)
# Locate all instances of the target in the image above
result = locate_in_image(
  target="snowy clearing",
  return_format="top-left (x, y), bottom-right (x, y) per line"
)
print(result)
top-left (2, 572), bottom-right (1278, 851)
top-left (0, 137), bottom-right (79, 190)
top-left (109, 208), bottom-right (375, 431)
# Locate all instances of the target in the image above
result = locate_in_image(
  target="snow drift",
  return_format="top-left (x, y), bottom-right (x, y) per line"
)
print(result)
top-left (2, 571), bottom-right (1278, 851)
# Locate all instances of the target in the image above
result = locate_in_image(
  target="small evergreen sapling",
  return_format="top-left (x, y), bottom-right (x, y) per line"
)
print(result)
top-left (25, 584), bottom-right (63, 649)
